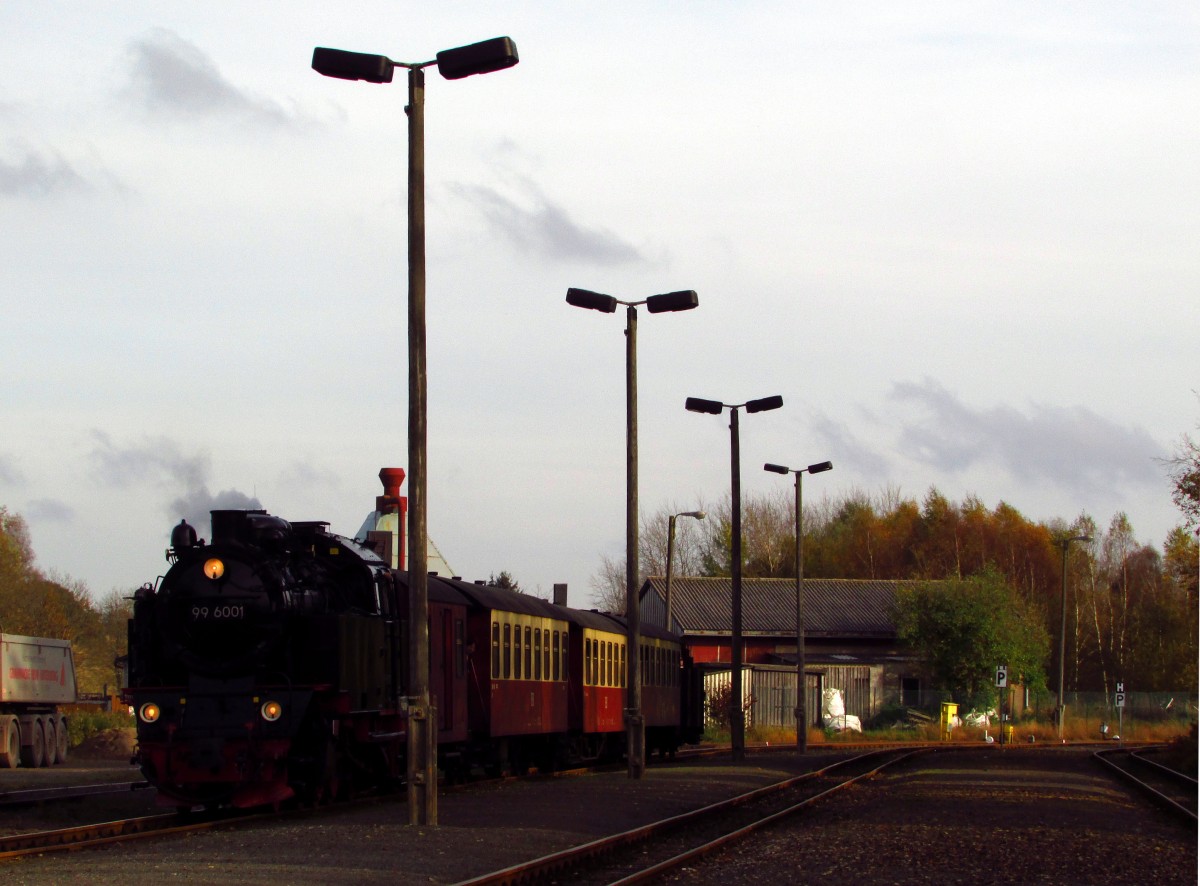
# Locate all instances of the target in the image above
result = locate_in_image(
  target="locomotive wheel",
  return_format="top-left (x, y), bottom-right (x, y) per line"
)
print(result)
top-left (0, 717), bottom-right (18, 768)
top-left (19, 719), bottom-right (45, 768)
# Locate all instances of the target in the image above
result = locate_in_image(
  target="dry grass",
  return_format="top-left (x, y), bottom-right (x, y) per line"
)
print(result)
top-left (736, 716), bottom-right (1195, 747)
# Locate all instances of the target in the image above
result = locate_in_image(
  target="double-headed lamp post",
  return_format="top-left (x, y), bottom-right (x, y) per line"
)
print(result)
top-left (685, 395), bottom-right (783, 761)
top-left (312, 36), bottom-right (518, 827)
top-left (1055, 533), bottom-right (1092, 740)
top-left (567, 286), bottom-right (699, 778)
top-left (764, 460), bottom-right (832, 753)
top-left (665, 511), bottom-right (706, 631)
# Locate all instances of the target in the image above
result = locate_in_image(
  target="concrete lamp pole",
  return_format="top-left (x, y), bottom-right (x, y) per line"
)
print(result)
top-left (1055, 533), bottom-right (1092, 741)
top-left (312, 36), bottom-right (518, 827)
top-left (566, 287), bottom-right (699, 778)
top-left (763, 460), bottom-right (832, 753)
top-left (665, 511), bottom-right (706, 632)
top-left (685, 395), bottom-right (783, 762)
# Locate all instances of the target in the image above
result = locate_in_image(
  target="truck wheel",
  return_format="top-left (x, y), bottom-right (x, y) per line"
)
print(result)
top-left (0, 718), bottom-right (18, 768)
top-left (43, 717), bottom-right (58, 766)
top-left (56, 715), bottom-right (69, 764)
top-left (19, 718), bottom-right (45, 768)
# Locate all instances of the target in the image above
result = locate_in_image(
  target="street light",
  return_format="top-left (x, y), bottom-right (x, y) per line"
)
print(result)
top-left (665, 511), bottom-right (706, 631)
top-left (312, 35), bottom-right (518, 827)
top-left (764, 460), bottom-right (832, 753)
top-left (686, 394), bottom-right (783, 761)
top-left (567, 286), bottom-right (698, 779)
top-left (1055, 533), bottom-right (1091, 740)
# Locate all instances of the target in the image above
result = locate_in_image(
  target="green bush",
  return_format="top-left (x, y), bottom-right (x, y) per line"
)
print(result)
top-left (65, 709), bottom-right (134, 747)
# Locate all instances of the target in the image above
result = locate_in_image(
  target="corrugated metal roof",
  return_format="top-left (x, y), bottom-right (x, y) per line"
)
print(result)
top-left (643, 577), bottom-right (911, 637)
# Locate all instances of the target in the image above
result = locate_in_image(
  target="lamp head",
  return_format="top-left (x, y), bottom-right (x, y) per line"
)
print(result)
top-left (807, 461), bottom-right (833, 474)
top-left (312, 47), bottom-right (395, 83)
top-left (745, 395), bottom-right (783, 413)
top-left (685, 397), bottom-right (724, 415)
top-left (645, 290), bottom-right (699, 313)
top-left (436, 36), bottom-right (519, 80)
top-left (566, 288), bottom-right (618, 313)
top-left (764, 463), bottom-right (790, 475)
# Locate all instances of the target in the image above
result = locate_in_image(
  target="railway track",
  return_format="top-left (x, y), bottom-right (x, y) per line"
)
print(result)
top-left (453, 747), bottom-right (926, 886)
top-left (0, 809), bottom-right (252, 860)
top-left (0, 780), bottom-right (150, 807)
top-left (1093, 745), bottom-right (1197, 823)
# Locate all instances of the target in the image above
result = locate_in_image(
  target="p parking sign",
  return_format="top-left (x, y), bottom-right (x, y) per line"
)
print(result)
top-left (996, 665), bottom-right (1008, 688)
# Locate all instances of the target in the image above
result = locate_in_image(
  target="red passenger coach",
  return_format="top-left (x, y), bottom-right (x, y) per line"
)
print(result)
top-left (441, 581), bottom-right (571, 773)
top-left (572, 612), bottom-right (628, 744)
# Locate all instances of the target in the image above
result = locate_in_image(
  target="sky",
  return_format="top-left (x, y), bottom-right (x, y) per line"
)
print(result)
top-left (2, 2), bottom-right (1197, 608)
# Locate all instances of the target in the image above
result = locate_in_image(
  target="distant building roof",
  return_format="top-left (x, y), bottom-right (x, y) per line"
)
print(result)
top-left (641, 576), bottom-right (912, 638)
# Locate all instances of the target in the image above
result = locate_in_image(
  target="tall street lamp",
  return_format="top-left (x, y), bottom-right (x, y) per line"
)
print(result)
top-left (685, 395), bottom-right (783, 761)
top-left (1055, 533), bottom-right (1091, 740)
top-left (567, 286), bottom-right (699, 778)
top-left (764, 460), bottom-right (832, 753)
top-left (312, 36), bottom-right (518, 827)
top-left (665, 510), bottom-right (706, 631)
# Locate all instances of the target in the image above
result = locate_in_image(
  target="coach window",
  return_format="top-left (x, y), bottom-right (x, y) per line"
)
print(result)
top-left (561, 633), bottom-right (569, 682)
top-left (511, 619), bottom-right (520, 677)
top-left (552, 630), bottom-right (560, 681)
top-left (534, 628), bottom-right (542, 680)
top-left (492, 622), bottom-right (500, 678)
top-left (620, 643), bottom-right (626, 688)
top-left (503, 623), bottom-right (512, 679)
top-left (524, 626), bottom-right (532, 679)
top-left (542, 628), bottom-right (550, 680)
top-left (584, 637), bottom-right (592, 685)
top-left (456, 619), bottom-right (466, 678)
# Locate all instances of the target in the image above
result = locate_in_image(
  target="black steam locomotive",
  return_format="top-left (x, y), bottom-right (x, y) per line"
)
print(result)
top-left (126, 480), bottom-right (702, 809)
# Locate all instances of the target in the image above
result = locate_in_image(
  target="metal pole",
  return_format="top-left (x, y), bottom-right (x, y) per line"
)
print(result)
top-left (624, 304), bottom-right (645, 778)
top-left (665, 515), bottom-right (678, 631)
top-left (794, 471), bottom-right (806, 753)
top-left (406, 64), bottom-right (437, 826)
top-left (729, 407), bottom-right (744, 762)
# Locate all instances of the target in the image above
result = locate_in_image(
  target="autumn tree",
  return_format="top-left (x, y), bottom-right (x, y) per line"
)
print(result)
top-left (1161, 408), bottom-right (1199, 528)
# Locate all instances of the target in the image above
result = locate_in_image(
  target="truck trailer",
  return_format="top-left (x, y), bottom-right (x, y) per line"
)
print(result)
top-left (0, 633), bottom-right (77, 767)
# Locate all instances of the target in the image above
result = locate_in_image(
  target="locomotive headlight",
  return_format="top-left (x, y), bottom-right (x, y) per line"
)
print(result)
top-left (203, 558), bottom-right (225, 580)
top-left (139, 702), bottom-right (161, 723)
top-left (260, 700), bottom-right (283, 722)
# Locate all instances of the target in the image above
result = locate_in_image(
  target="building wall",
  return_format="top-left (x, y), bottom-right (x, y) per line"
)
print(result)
top-left (702, 663), bottom-right (884, 729)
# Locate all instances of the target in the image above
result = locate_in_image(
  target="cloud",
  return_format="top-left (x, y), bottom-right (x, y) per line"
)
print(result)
top-left (87, 431), bottom-right (260, 532)
top-left (810, 411), bottom-right (892, 477)
top-left (88, 430), bottom-right (209, 489)
top-left (0, 454), bottom-right (21, 486)
top-left (0, 145), bottom-right (90, 198)
top-left (22, 498), bottom-right (75, 523)
top-left (122, 29), bottom-right (294, 127)
top-left (890, 378), bottom-right (1166, 492)
top-left (451, 182), bottom-right (645, 265)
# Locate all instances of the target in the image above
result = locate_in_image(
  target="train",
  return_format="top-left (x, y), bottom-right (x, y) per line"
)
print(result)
top-left (125, 472), bottom-right (704, 809)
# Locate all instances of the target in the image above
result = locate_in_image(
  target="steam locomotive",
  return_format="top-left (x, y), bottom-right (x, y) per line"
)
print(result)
top-left (126, 474), bottom-right (703, 809)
